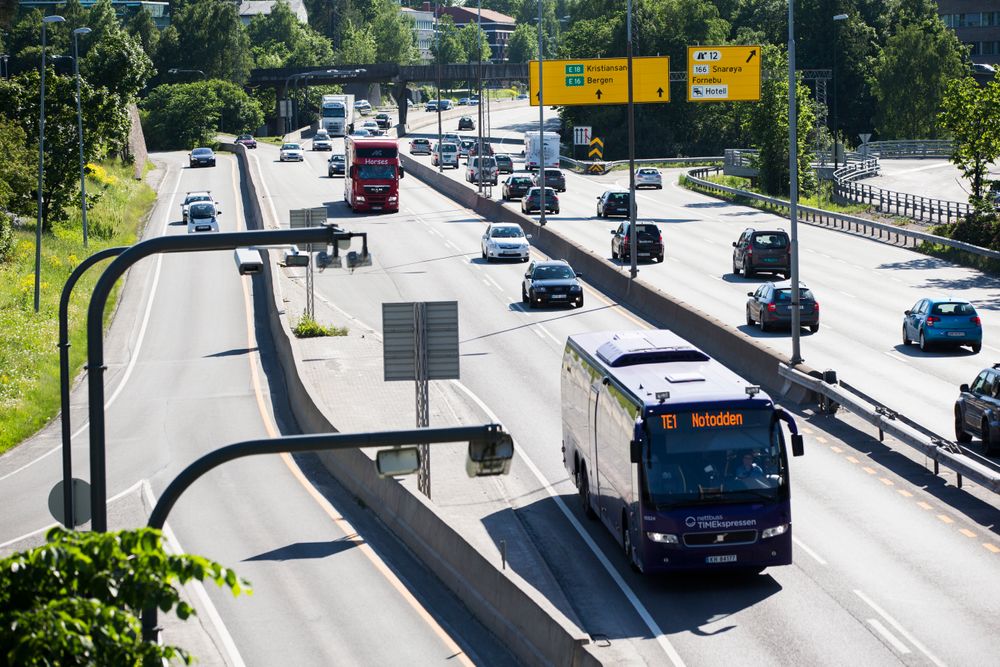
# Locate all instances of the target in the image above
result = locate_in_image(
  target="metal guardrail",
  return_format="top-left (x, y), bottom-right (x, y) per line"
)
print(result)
top-left (832, 178), bottom-right (972, 224)
top-left (684, 165), bottom-right (1000, 261)
top-left (832, 158), bottom-right (880, 182)
top-left (559, 154), bottom-right (722, 173)
top-left (864, 139), bottom-right (953, 158)
top-left (779, 364), bottom-right (1000, 494)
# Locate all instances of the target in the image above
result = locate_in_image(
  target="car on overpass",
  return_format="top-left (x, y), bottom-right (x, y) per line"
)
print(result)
top-left (521, 259), bottom-right (583, 308)
top-left (902, 298), bottom-right (982, 353)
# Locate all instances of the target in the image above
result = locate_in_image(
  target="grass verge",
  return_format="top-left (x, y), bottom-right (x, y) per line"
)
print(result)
top-left (292, 313), bottom-right (348, 338)
top-left (0, 160), bottom-right (156, 454)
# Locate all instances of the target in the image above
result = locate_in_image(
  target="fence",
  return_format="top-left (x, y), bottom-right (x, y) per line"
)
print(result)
top-left (684, 166), bottom-right (1000, 260)
top-left (832, 178), bottom-right (972, 224)
top-left (864, 139), bottom-right (953, 158)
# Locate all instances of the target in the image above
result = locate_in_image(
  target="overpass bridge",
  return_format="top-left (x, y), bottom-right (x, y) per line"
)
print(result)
top-left (249, 63), bottom-right (530, 130)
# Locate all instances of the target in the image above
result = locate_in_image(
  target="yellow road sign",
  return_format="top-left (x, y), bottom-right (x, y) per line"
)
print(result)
top-left (590, 137), bottom-right (604, 149)
top-left (529, 57), bottom-right (670, 106)
top-left (687, 45), bottom-right (761, 102)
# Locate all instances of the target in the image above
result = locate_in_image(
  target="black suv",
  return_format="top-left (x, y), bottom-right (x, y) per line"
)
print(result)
top-left (521, 260), bottom-right (584, 308)
top-left (610, 222), bottom-right (664, 263)
top-left (502, 175), bottom-right (533, 200)
top-left (458, 116), bottom-right (475, 130)
top-left (532, 168), bottom-right (566, 192)
top-left (732, 228), bottom-right (790, 278)
top-left (955, 365), bottom-right (1000, 452)
top-left (597, 190), bottom-right (632, 218)
top-left (374, 113), bottom-right (391, 129)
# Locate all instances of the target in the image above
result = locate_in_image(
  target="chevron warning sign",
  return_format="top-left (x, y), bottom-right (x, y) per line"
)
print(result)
top-left (588, 136), bottom-right (604, 160)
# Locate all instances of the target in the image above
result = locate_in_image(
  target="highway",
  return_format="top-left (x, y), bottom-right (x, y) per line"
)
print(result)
top-left (0, 149), bottom-right (514, 665)
top-left (254, 115), bottom-right (1000, 665)
top-left (403, 104), bottom-right (1000, 447)
top-left (0, 102), bottom-right (997, 666)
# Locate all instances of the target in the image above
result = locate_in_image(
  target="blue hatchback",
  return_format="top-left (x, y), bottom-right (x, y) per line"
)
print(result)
top-left (902, 298), bottom-right (982, 352)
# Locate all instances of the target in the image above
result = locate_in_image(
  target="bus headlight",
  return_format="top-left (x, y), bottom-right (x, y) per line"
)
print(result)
top-left (646, 532), bottom-right (678, 544)
top-left (761, 524), bottom-right (789, 539)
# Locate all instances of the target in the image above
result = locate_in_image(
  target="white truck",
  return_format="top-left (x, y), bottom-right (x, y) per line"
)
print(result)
top-left (320, 93), bottom-right (355, 136)
top-left (524, 131), bottom-right (560, 171)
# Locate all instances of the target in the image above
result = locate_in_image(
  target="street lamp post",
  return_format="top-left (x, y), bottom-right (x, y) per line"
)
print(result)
top-left (73, 27), bottom-right (91, 247)
top-left (626, 0), bottom-right (638, 279)
top-left (832, 14), bottom-right (848, 171)
top-left (35, 14), bottom-right (65, 314)
top-left (788, 0), bottom-right (802, 365)
top-left (434, 3), bottom-right (443, 173)
top-left (0, 54), bottom-right (9, 79)
top-left (537, 0), bottom-right (545, 226)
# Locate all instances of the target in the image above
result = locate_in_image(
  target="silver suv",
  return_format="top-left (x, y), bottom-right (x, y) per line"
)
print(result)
top-left (466, 156), bottom-right (498, 185)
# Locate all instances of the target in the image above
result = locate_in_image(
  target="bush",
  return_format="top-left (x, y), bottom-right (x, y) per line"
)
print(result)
top-left (0, 212), bottom-right (13, 264)
top-left (292, 313), bottom-right (348, 338)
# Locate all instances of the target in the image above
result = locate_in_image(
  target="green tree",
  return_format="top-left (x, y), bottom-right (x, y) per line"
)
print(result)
top-left (0, 115), bottom-right (32, 263)
top-left (747, 46), bottom-right (816, 196)
top-left (370, 0), bottom-right (419, 64)
top-left (506, 23), bottom-right (539, 63)
top-left (872, 19), bottom-right (965, 139)
top-left (0, 526), bottom-right (249, 666)
top-left (247, 0), bottom-right (335, 68)
top-left (83, 29), bottom-right (154, 105)
top-left (336, 21), bottom-right (377, 64)
top-left (430, 15), bottom-right (465, 65)
top-left (141, 80), bottom-right (264, 149)
top-left (125, 7), bottom-right (160, 60)
top-left (459, 22), bottom-right (491, 65)
top-left (156, 0), bottom-right (251, 83)
top-left (938, 77), bottom-right (1000, 207)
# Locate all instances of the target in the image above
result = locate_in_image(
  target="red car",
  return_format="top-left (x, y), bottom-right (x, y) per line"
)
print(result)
top-left (235, 134), bottom-right (257, 149)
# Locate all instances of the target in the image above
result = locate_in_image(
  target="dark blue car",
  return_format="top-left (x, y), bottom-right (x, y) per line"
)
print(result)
top-left (903, 297), bottom-right (982, 353)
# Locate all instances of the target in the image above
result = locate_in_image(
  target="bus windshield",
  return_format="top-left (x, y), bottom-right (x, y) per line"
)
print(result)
top-left (356, 164), bottom-right (397, 179)
top-left (643, 407), bottom-right (786, 507)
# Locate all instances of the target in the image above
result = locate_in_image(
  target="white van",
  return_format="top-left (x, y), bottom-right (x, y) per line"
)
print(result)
top-left (432, 142), bottom-right (459, 169)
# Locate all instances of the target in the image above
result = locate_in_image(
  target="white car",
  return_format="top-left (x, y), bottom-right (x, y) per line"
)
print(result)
top-left (361, 120), bottom-right (383, 136)
top-left (354, 99), bottom-right (373, 115)
top-left (180, 190), bottom-right (214, 223)
top-left (280, 142), bottom-right (304, 161)
top-left (312, 131), bottom-right (332, 151)
top-left (635, 167), bottom-right (663, 189)
top-left (186, 200), bottom-right (221, 233)
top-left (481, 222), bottom-right (531, 263)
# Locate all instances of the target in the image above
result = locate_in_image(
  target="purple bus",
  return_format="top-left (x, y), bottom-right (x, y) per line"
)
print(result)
top-left (561, 330), bottom-right (804, 574)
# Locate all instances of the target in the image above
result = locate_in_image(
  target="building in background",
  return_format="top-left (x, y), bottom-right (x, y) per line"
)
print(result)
top-left (937, 2), bottom-right (1000, 66)
top-left (429, 2), bottom-right (515, 63)
top-left (401, 5), bottom-right (435, 63)
top-left (17, 0), bottom-right (170, 28)
top-left (238, 0), bottom-right (308, 26)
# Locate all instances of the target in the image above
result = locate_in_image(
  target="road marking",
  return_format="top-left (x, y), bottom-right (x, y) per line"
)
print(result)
top-left (917, 501), bottom-right (933, 510)
top-left (984, 543), bottom-right (1000, 553)
top-left (0, 162), bottom-right (185, 483)
top-left (792, 536), bottom-right (827, 565)
top-left (444, 240), bottom-right (459, 251)
top-left (816, 436), bottom-right (828, 444)
top-left (536, 323), bottom-right (563, 346)
top-left (830, 445), bottom-right (842, 453)
top-left (449, 380), bottom-right (686, 667)
top-left (236, 213), bottom-right (473, 665)
top-left (846, 456), bottom-right (860, 464)
top-left (878, 477), bottom-right (894, 486)
top-left (958, 528), bottom-right (976, 538)
top-left (837, 290), bottom-right (857, 299)
top-left (862, 466), bottom-right (876, 475)
top-left (483, 274), bottom-right (503, 292)
top-left (866, 618), bottom-right (911, 654)
top-left (853, 589), bottom-right (945, 667)
top-left (937, 514), bottom-right (954, 524)
top-left (897, 489), bottom-right (913, 498)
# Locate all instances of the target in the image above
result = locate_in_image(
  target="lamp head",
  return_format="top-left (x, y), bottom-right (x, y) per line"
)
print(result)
top-left (168, 68), bottom-right (178, 74)
top-left (73, 27), bottom-right (92, 36)
top-left (43, 15), bottom-right (66, 24)
top-left (833, 13), bottom-right (848, 21)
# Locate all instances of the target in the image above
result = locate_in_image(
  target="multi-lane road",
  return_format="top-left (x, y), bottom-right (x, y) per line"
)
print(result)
top-left (2, 102), bottom-right (998, 666)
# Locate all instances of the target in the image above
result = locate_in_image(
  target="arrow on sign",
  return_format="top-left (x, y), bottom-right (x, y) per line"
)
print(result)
top-left (595, 89), bottom-right (603, 100)
top-left (588, 148), bottom-right (603, 158)
top-left (589, 137), bottom-right (603, 148)
top-left (657, 87), bottom-right (664, 98)
top-left (746, 49), bottom-right (757, 63)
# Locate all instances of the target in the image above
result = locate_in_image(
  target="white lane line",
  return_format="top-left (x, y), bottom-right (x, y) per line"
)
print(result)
top-left (792, 536), bottom-right (828, 566)
top-left (444, 240), bottom-right (459, 251)
top-left (429, 227), bottom-right (442, 237)
top-left (142, 481), bottom-right (247, 667)
top-left (707, 273), bottom-right (722, 281)
top-left (866, 618), bottom-right (911, 655)
top-left (536, 324), bottom-right (562, 346)
top-left (882, 351), bottom-right (906, 362)
top-left (483, 274), bottom-right (503, 292)
top-left (837, 290), bottom-right (857, 299)
top-left (449, 381), bottom-right (687, 667)
top-left (0, 163), bottom-right (184, 483)
top-left (853, 589), bottom-right (944, 667)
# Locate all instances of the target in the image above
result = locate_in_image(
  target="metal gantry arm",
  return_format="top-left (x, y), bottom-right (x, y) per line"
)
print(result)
top-left (85, 225), bottom-right (357, 532)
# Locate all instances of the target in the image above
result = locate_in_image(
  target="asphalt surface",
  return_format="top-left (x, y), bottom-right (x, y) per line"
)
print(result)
top-left (252, 115), bottom-right (1000, 666)
top-left (0, 148), bottom-right (516, 666)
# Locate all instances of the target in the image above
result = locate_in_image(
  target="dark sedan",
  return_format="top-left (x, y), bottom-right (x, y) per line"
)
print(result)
top-left (189, 147), bottom-right (216, 167)
top-left (521, 186), bottom-right (559, 214)
top-left (597, 190), bottom-right (631, 218)
top-left (746, 280), bottom-right (820, 333)
top-left (532, 168), bottom-right (566, 192)
top-left (328, 154), bottom-right (346, 177)
top-left (502, 175), bottom-right (533, 200)
top-left (374, 113), bottom-right (391, 129)
top-left (521, 260), bottom-right (584, 308)
top-left (494, 154), bottom-right (513, 173)
top-left (458, 116), bottom-right (475, 130)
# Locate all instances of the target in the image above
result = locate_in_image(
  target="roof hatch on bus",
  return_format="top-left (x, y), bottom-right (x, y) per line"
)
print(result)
top-left (596, 333), bottom-right (710, 367)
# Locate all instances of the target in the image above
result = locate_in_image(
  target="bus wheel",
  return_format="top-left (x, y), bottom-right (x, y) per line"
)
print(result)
top-left (622, 516), bottom-right (640, 572)
top-left (579, 468), bottom-right (596, 520)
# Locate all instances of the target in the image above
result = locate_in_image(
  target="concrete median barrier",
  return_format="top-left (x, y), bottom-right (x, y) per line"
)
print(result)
top-left (223, 143), bottom-right (600, 667)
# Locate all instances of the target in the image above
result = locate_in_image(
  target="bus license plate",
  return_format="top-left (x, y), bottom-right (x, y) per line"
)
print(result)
top-left (706, 555), bottom-right (737, 564)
